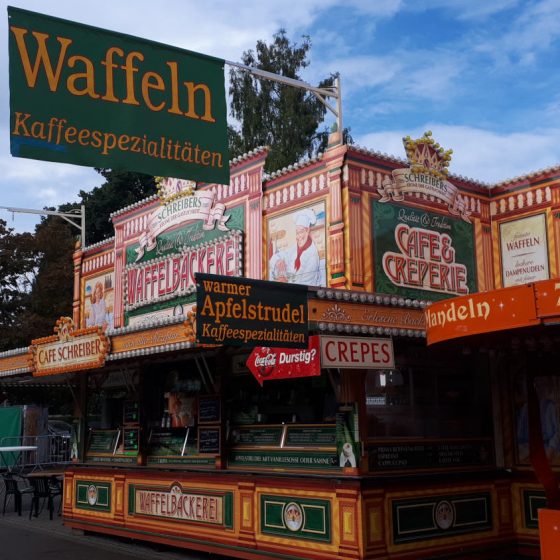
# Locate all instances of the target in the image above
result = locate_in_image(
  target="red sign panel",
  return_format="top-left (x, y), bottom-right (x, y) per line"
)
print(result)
top-left (534, 278), bottom-right (560, 320)
top-left (246, 336), bottom-right (320, 386)
top-left (425, 284), bottom-right (540, 345)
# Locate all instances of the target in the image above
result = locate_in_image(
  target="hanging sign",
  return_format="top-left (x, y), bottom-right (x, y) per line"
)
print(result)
top-left (425, 284), bottom-right (540, 345)
top-left (246, 336), bottom-right (321, 386)
top-left (29, 317), bottom-right (110, 376)
top-left (8, 7), bottom-right (229, 184)
top-left (196, 273), bottom-right (308, 348)
top-left (320, 336), bottom-right (394, 369)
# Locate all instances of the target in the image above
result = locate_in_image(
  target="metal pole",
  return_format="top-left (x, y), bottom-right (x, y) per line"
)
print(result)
top-left (0, 205), bottom-right (86, 244)
top-left (225, 60), bottom-right (342, 136)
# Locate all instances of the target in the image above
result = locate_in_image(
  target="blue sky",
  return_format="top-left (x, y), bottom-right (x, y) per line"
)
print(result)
top-left (2, 0), bottom-right (559, 233)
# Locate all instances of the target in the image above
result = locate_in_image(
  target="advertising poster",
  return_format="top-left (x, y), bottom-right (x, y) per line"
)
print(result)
top-left (500, 214), bottom-right (549, 287)
top-left (372, 200), bottom-right (476, 301)
top-left (124, 201), bottom-right (244, 326)
top-left (83, 271), bottom-right (115, 330)
top-left (267, 201), bottom-right (327, 287)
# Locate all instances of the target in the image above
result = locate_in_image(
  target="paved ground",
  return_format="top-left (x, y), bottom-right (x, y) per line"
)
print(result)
top-left (0, 491), bottom-right (230, 560)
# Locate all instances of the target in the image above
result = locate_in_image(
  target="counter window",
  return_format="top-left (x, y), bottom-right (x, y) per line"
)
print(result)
top-left (366, 342), bottom-right (492, 440)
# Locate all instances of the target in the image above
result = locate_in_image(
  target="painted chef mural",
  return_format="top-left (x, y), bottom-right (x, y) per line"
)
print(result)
top-left (267, 201), bottom-right (327, 287)
top-left (373, 133), bottom-right (477, 301)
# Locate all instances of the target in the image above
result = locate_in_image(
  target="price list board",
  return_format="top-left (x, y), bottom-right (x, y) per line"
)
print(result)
top-left (198, 427), bottom-right (220, 454)
top-left (230, 426), bottom-right (284, 447)
top-left (123, 428), bottom-right (140, 454)
top-left (124, 401), bottom-right (140, 425)
top-left (284, 425), bottom-right (336, 448)
top-left (198, 396), bottom-right (221, 424)
top-left (87, 430), bottom-right (119, 455)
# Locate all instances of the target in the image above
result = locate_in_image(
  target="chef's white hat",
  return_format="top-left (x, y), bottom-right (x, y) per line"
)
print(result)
top-left (294, 208), bottom-right (317, 228)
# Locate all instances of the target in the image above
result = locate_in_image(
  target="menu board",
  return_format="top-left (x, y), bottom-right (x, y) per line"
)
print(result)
top-left (284, 425), bottom-right (337, 447)
top-left (198, 395), bottom-right (221, 424)
top-left (198, 427), bottom-right (220, 454)
top-left (368, 440), bottom-right (494, 470)
top-left (230, 426), bottom-right (283, 447)
top-left (124, 401), bottom-right (140, 424)
top-left (87, 429), bottom-right (119, 455)
top-left (148, 428), bottom-right (188, 457)
top-left (123, 428), bottom-right (140, 453)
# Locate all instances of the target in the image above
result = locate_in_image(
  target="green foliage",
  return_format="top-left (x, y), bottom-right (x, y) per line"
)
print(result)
top-left (78, 169), bottom-right (157, 245)
top-left (0, 219), bottom-right (36, 350)
top-left (229, 29), bottom-right (344, 172)
top-left (10, 216), bottom-right (76, 347)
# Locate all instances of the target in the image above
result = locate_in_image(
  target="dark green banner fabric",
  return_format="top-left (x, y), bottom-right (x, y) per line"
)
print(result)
top-left (8, 7), bottom-right (229, 184)
top-left (0, 407), bottom-right (22, 467)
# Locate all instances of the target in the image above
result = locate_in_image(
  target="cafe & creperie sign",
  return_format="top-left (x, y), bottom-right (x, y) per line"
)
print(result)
top-left (30, 317), bottom-right (109, 376)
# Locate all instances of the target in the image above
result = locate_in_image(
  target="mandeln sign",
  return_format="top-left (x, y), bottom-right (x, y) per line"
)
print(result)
top-left (8, 7), bottom-right (229, 184)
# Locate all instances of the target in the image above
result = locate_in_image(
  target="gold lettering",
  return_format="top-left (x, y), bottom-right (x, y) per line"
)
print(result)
top-left (184, 81), bottom-right (215, 122)
top-left (67, 55), bottom-right (100, 98)
top-left (141, 71), bottom-right (166, 111)
top-left (10, 26), bottom-right (72, 91)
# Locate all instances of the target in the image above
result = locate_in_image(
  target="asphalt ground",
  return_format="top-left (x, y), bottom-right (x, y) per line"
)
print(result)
top-left (0, 489), bottom-right (230, 560)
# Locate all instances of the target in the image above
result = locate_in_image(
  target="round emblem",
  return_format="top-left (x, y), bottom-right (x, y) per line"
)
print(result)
top-left (87, 485), bottom-right (98, 506)
top-left (434, 500), bottom-right (454, 530)
top-left (283, 502), bottom-right (304, 532)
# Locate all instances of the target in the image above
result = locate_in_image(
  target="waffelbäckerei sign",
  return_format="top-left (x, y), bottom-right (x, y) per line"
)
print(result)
top-left (8, 7), bottom-right (229, 184)
top-left (196, 273), bottom-right (308, 348)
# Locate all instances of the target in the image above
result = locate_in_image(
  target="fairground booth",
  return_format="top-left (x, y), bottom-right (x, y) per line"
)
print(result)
top-left (1, 130), bottom-right (559, 559)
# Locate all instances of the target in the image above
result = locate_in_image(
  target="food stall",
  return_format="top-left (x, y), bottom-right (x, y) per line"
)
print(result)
top-left (0, 130), bottom-right (558, 558)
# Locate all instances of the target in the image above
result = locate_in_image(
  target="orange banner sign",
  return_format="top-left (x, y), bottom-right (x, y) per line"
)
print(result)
top-left (534, 278), bottom-right (560, 320)
top-left (30, 317), bottom-right (109, 376)
top-left (425, 285), bottom-right (540, 345)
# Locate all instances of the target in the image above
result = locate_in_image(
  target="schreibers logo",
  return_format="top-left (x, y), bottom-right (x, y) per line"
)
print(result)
top-left (283, 502), bottom-right (304, 532)
top-left (87, 485), bottom-right (98, 506)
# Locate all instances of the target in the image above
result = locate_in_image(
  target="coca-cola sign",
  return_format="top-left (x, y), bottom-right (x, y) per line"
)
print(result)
top-left (246, 336), bottom-right (320, 386)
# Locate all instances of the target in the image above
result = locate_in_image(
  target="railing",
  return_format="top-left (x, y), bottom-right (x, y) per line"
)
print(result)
top-left (0, 435), bottom-right (72, 472)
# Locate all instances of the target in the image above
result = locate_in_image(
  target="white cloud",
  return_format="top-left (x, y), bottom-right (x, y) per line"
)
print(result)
top-left (356, 124), bottom-right (560, 184)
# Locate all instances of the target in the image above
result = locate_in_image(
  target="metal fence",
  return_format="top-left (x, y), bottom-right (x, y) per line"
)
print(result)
top-left (0, 434), bottom-right (72, 472)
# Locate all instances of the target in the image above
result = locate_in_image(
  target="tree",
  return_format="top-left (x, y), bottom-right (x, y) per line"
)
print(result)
top-left (0, 219), bottom-right (36, 350)
top-left (229, 30), bottom-right (349, 172)
top-left (76, 169), bottom-right (157, 245)
top-left (12, 216), bottom-right (76, 345)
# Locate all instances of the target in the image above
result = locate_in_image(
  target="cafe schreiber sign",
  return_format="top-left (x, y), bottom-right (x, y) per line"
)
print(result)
top-left (29, 317), bottom-right (110, 377)
top-left (8, 7), bottom-right (228, 184)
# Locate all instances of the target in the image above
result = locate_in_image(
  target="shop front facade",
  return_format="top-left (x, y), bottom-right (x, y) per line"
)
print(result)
top-left (0, 131), bottom-right (558, 558)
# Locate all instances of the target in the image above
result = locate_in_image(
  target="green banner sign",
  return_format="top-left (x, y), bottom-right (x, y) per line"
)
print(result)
top-left (8, 7), bottom-right (229, 184)
top-left (196, 273), bottom-right (309, 348)
top-left (372, 200), bottom-right (476, 301)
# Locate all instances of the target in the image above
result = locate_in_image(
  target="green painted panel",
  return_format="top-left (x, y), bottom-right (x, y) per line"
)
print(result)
top-left (392, 492), bottom-right (492, 544)
top-left (260, 494), bottom-right (331, 543)
top-left (75, 480), bottom-right (111, 512)
top-left (523, 490), bottom-right (546, 529)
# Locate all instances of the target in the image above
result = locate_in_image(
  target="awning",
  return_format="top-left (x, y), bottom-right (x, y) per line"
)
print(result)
top-left (425, 278), bottom-right (560, 345)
